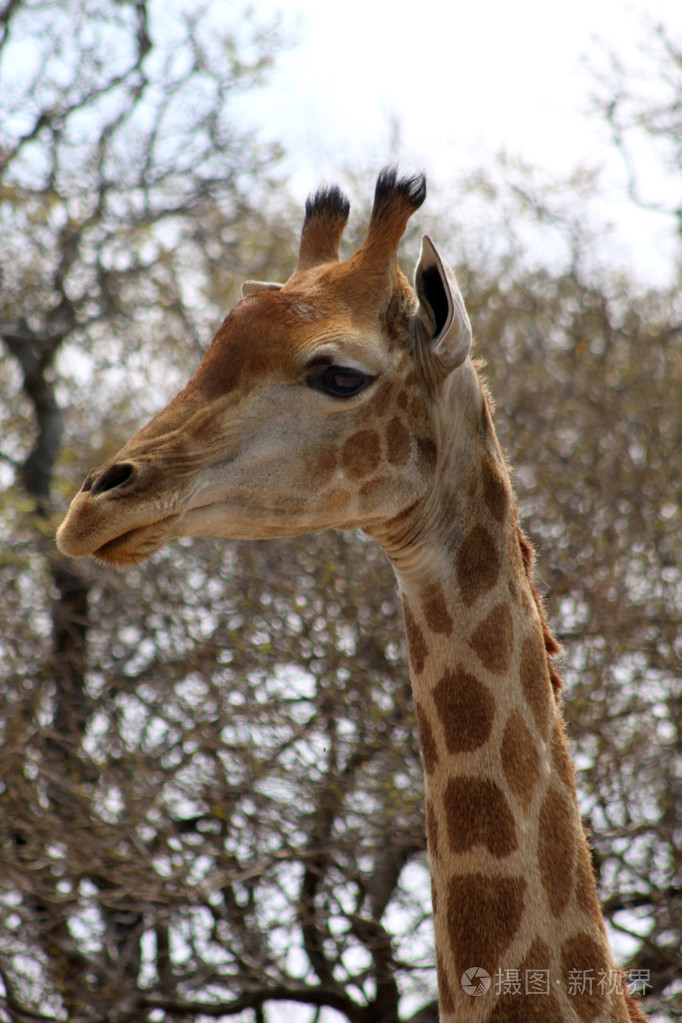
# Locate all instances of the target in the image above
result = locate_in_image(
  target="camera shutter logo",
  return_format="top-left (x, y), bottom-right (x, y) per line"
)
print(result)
top-left (461, 967), bottom-right (492, 996)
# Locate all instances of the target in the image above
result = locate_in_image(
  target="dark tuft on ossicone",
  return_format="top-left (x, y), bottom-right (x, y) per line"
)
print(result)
top-left (372, 166), bottom-right (427, 219)
top-left (296, 184), bottom-right (351, 270)
top-left (304, 185), bottom-right (351, 226)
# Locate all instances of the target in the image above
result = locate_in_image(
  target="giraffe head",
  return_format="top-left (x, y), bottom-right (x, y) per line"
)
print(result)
top-left (57, 169), bottom-right (474, 567)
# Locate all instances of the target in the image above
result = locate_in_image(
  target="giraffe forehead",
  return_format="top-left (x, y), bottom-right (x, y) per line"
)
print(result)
top-left (191, 289), bottom-right (402, 400)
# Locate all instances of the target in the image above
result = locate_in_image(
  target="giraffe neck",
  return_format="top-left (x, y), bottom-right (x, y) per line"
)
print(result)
top-left (373, 384), bottom-right (635, 1022)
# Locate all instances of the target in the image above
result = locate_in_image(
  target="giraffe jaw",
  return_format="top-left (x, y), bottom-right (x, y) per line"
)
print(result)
top-left (57, 492), bottom-right (320, 568)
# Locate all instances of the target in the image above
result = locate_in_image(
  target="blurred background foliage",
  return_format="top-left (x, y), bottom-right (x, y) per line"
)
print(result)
top-left (0, 1), bottom-right (680, 1021)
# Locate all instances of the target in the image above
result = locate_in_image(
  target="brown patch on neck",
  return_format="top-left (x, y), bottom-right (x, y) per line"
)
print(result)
top-left (456, 524), bottom-right (500, 606)
top-left (420, 581), bottom-right (454, 634)
top-left (468, 601), bottom-right (514, 674)
top-left (538, 787), bottom-right (577, 917)
top-left (519, 630), bottom-right (552, 738)
top-left (551, 719), bottom-right (576, 790)
top-left (501, 709), bottom-right (540, 813)
top-left (403, 604), bottom-right (428, 674)
top-left (486, 939), bottom-right (565, 1022)
top-left (516, 526), bottom-right (563, 697)
top-left (444, 777), bottom-right (518, 858)
top-left (415, 699), bottom-right (439, 774)
top-left (560, 933), bottom-right (615, 1021)
top-left (425, 798), bottom-right (440, 858)
top-left (436, 951), bottom-right (456, 1015)
top-left (480, 384), bottom-right (495, 436)
top-left (433, 667), bottom-right (495, 753)
top-left (447, 873), bottom-right (526, 977)
top-left (575, 835), bottom-right (607, 929)
top-left (481, 449), bottom-right (509, 522)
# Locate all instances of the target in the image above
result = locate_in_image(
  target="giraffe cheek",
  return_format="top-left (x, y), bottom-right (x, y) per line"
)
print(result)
top-left (386, 415), bottom-right (411, 465)
top-left (309, 445), bottom-right (340, 485)
top-left (341, 429), bottom-right (381, 479)
top-left (358, 475), bottom-right (392, 509)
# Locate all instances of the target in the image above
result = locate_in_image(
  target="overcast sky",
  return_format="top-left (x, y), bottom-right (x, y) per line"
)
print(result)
top-left (234, 0), bottom-right (682, 283)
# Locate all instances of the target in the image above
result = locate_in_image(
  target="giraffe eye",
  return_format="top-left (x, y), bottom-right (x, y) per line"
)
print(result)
top-left (308, 365), bottom-right (374, 399)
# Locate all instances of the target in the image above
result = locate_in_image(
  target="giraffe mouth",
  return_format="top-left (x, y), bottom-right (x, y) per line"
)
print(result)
top-left (87, 499), bottom-right (249, 565)
top-left (91, 519), bottom-right (178, 567)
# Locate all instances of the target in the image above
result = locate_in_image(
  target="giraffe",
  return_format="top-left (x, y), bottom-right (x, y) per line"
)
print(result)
top-left (57, 169), bottom-right (648, 1023)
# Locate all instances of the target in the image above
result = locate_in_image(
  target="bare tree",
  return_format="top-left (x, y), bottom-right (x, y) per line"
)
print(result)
top-left (0, 6), bottom-right (680, 1020)
top-left (590, 19), bottom-right (682, 231)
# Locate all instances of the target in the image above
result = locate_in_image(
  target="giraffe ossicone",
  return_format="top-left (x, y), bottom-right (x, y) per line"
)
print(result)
top-left (57, 168), bottom-right (648, 1022)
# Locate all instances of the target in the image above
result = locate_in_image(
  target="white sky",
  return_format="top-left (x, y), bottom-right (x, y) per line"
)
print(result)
top-left (235, 0), bottom-right (682, 283)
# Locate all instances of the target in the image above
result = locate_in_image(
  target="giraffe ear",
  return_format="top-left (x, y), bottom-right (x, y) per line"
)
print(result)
top-left (241, 280), bottom-right (283, 297)
top-left (410, 236), bottom-right (472, 382)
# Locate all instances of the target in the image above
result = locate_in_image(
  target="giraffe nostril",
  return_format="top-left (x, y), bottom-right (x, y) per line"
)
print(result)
top-left (89, 462), bottom-right (135, 496)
